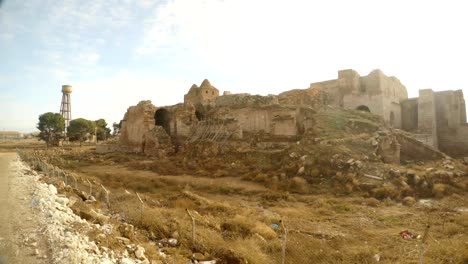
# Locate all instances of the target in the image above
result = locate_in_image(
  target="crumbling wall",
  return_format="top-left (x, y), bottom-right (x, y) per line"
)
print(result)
top-left (215, 94), bottom-right (278, 108)
top-left (119, 101), bottom-right (157, 152)
top-left (401, 98), bottom-right (418, 131)
top-left (310, 79), bottom-right (340, 105)
top-left (143, 126), bottom-right (173, 155)
top-left (395, 132), bottom-right (447, 161)
top-left (434, 90), bottom-right (466, 130)
top-left (277, 88), bottom-right (330, 107)
top-left (170, 104), bottom-right (197, 138)
top-left (375, 132), bottom-right (400, 164)
top-left (227, 106), bottom-right (300, 136)
top-left (438, 125), bottom-right (468, 157)
top-left (311, 69), bottom-right (408, 129)
top-left (417, 89), bottom-right (438, 148)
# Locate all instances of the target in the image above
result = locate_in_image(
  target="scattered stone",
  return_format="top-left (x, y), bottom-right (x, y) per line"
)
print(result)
top-left (48, 184), bottom-right (57, 195)
top-left (134, 246), bottom-right (146, 260)
top-left (373, 254), bottom-right (381, 262)
top-left (402, 196), bottom-right (416, 206)
top-left (119, 223), bottom-right (135, 240)
top-left (354, 161), bottom-right (363, 168)
top-left (297, 166), bottom-right (305, 175)
top-left (193, 252), bottom-right (205, 261)
top-left (55, 196), bottom-right (69, 206)
top-left (96, 234), bottom-right (106, 243)
top-left (116, 237), bottom-right (131, 245)
top-left (418, 199), bottom-right (433, 207)
top-left (158, 238), bottom-right (178, 247)
top-left (168, 238), bottom-right (178, 247)
top-left (72, 188), bottom-right (88, 201)
top-left (444, 164), bottom-right (455, 170)
top-left (171, 231), bottom-right (180, 239)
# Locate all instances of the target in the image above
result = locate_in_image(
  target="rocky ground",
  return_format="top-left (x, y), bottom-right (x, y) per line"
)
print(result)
top-left (0, 152), bottom-right (154, 264)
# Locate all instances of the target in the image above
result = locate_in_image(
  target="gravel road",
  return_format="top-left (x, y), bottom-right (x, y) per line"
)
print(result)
top-left (0, 152), bottom-right (48, 264)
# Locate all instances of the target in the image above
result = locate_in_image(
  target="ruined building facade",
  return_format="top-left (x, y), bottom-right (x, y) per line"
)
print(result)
top-left (116, 69), bottom-right (468, 157)
top-left (309, 69), bottom-right (468, 155)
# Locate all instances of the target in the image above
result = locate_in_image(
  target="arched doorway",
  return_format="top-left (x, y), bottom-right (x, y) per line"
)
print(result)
top-left (195, 110), bottom-right (204, 121)
top-left (390, 111), bottom-right (395, 127)
top-left (154, 108), bottom-right (171, 135)
top-left (356, 105), bottom-right (371, 112)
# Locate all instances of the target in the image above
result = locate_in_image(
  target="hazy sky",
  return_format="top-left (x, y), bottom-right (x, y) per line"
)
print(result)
top-left (1, 0), bottom-right (467, 132)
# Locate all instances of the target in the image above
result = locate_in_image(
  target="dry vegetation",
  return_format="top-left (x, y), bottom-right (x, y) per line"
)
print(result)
top-left (8, 108), bottom-right (468, 263)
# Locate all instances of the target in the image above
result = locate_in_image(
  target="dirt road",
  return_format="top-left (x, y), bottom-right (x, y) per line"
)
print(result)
top-left (0, 152), bottom-right (48, 264)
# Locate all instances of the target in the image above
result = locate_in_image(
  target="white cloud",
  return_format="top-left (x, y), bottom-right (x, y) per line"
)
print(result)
top-left (134, 0), bottom-right (468, 96)
top-left (72, 71), bottom-right (193, 124)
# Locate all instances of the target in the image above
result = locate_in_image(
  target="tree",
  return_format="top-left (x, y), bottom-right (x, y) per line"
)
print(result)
top-left (68, 118), bottom-right (96, 146)
top-left (95, 118), bottom-right (111, 141)
top-left (37, 112), bottom-right (65, 147)
top-left (112, 120), bottom-right (122, 136)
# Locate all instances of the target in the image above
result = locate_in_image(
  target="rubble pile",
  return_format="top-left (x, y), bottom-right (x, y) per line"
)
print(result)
top-left (11, 155), bottom-right (151, 264)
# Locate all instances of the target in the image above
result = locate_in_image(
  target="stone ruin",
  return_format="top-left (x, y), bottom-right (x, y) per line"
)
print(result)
top-left (309, 69), bottom-right (468, 156)
top-left (107, 69), bottom-right (468, 160)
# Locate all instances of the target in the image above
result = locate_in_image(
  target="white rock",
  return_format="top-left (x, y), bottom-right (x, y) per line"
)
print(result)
top-left (297, 167), bottom-right (305, 175)
top-left (167, 238), bottom-right (178, 247)
top-left (120, 257), bottom-right (136, 264)
top-left (135, 246), bottom-right (145, 260)
top-left (48, 184), bottom-right (58, 195)
top-left (55, 197), bottom-right (69, 206)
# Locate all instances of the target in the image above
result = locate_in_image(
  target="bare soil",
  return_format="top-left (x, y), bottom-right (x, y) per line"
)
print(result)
top-left (0, 153), bottom-right (48, 264)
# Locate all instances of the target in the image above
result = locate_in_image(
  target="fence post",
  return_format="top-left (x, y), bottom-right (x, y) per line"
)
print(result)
top-left (280, 219), bottom-right (288, 264)
top-left (70, 174), bottom-right (78, 189)
top-left (136, 192), bottom-right (144, 224)
top-left (101, 184), bottom-right (110, 209)
top-left (186, 209), bottom-right (196, 249)
top-left (418, 225), bottom-right (431, 264)
top-left (86, 179), bottom-right (93, 197)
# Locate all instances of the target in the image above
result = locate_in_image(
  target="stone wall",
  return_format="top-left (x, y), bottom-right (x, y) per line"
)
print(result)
top-left (311, 69), bottom-right (408, 128)
top-left (417, 89), bottom-right (438, 148)
top-left (396, 132), bottom-right (447, 161)
top-left (119, 101), bottom-right (157, 152)
top-left (225, 105), bottom-right (313, 137)
top-left (434, 90), bottom-right (468, 156)
top-left (215, 94), bottom-right (278, 108)
top-left (434, 90), bottom-right (466, 130)
top-left (401, 98), bottom-right (418, 131)
top-left (438, 125), bottom-right (468, 157)
top-left (278, 88), bottom-right (330, 107)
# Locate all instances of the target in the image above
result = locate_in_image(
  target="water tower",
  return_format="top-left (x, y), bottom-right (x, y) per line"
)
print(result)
top-left (60, 85), bottom-right (72, 133)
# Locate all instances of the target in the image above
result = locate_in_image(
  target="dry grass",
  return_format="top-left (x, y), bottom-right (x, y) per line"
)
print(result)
top-left (19, 120), bottom-right (468, 264)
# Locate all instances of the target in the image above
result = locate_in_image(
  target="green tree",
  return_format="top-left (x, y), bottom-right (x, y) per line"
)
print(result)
top-left (37, 112), bottom-right (65, 147)
top-left (95, 118), bottom-right (111, 141)
top-left (68, 118), bottom-right (96, 146)
top-left (112, 120), bottom-right (122, 136)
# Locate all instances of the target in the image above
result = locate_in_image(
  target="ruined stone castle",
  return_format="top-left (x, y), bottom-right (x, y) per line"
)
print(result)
top-left (115, 69), bottom-right (468, 157)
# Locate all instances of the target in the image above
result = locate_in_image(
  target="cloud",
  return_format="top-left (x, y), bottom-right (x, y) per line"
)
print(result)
top-left (72, 70), bottom-right (193, 124)
top-left (132, 0), bottom-right (468, 96)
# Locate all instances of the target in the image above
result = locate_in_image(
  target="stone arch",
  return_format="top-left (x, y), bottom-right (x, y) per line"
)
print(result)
top-left (154, 108), bottom-right (171, 135)
top-left (195, 111), bottom-right (205, 121)
top-left (356, 105), bottom-right (371, 112)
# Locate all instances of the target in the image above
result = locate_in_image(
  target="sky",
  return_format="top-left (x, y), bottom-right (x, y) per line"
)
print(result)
top-left (1, 0), bottom-right (467, 132)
